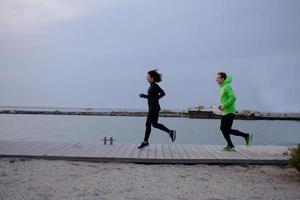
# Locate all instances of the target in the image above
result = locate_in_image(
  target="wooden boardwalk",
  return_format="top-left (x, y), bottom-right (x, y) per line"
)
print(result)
top-left (0, 140), bottom-right (289, 164)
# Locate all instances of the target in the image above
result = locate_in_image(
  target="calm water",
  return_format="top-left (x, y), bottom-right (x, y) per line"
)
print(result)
top-left (0, 114), bottom-right (299, 146)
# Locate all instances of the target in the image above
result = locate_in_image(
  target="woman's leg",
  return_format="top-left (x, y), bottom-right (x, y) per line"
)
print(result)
top-left (151, 110), bottom-right (171, 134)
top-left (143, 114), bottom-right (153, 142)
top-left (152, 123), bottom-right (171, 133)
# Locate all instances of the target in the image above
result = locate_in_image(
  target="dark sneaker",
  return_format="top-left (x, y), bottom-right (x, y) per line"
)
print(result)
top-left (222, 146), bottom-right (236, 152)
top-left (169, 130), bottom-right (176, 142)
top-left (138, 142), bottom-right (149, 149)
top-left (246, 133), bottom-right (253, 147)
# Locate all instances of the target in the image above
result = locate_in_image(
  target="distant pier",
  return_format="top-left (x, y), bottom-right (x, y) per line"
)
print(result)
top-left (1, 109), bottom-right (300, 121)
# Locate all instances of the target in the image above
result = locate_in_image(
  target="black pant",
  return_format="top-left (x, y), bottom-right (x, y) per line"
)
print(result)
top-left (144, 109), bottom-right (171, 142)
top-left (220, 113), bottom-right (248, 147)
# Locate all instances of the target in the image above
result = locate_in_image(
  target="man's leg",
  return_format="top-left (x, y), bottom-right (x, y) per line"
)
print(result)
top-left (229, 114), bottom-right (249, 139)
top-left (230, 129), bottom-right (249, 138)
top-left (220, 114), bottom-right (234, 147)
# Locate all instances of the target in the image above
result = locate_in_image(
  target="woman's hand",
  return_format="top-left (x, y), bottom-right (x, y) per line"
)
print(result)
top-left (139, 93), bottom-right (146, 98)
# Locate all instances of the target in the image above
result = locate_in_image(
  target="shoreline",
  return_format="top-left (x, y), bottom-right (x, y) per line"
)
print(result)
top-left (1, 109), bottom-right (300, 121)
top-left (0, 110), bottom-right (187, 118)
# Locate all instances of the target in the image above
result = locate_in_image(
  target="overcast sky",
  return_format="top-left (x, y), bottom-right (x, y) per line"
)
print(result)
top-left (0, 0), bottom-right (299, 112)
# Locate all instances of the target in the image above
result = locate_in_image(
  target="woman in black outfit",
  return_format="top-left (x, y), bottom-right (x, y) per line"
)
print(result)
top-left (138, 70), bottom-right (176, 149)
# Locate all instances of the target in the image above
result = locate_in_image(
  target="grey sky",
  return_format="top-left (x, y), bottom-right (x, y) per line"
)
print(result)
top-left (0, 0), bottom-right (300, 112)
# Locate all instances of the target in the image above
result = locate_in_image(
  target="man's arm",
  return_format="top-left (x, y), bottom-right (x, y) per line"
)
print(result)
top-left (222, 86), bottom-right (236, 109)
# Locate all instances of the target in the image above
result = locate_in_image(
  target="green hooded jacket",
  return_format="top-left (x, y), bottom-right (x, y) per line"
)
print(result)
top-left (219, 75), bottom-right (236, 115)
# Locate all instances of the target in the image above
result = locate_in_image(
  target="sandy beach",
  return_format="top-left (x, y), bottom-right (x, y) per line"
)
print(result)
top-left (0, 158), bottom-right (299, 200)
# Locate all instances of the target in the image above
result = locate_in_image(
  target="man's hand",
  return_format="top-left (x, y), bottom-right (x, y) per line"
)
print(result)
top-left (139, 94), bottom-right (146, 98)
top-left (218, 105), bottom-right (224, 111)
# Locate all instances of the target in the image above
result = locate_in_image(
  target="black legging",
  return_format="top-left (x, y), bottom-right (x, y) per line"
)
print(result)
top-left (220, 113), bottom-right (248, 147)
top-left (144, 109), bottom-right (171, 142)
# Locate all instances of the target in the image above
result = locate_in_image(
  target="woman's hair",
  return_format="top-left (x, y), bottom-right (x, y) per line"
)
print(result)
top-left (148, 69), bottom-right (162, 83)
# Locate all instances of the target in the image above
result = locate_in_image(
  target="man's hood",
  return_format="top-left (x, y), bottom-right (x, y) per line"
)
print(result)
top-left (220, 75), bottom-right (232, 88)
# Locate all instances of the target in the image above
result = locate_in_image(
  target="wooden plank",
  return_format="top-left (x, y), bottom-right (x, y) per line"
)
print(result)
top-left (0, 140), bottom-right (14, 147)
top-left (239, 146), bottom-right (287, 164)
top-left (21, 142), bottom-right (58, 155)
top-left (99, 145), bottom-right (116, 157)
top-left (174, 145), bottom-right (190, 159)
top-left (238, 146), bottom-right (268, 160)
top-left (202, 145), bottom-right (227, 159)
top-left (0, 140), bottom-right (289, 164)
top-left (79, 143), bottom-right (99, 157)
top-left (185, 145), bottom-right (202, 159)
top-left (233, 146), bottom-right (265, 160)
top-left (0, 141), bottom-right (16, 152)
top-left (0, 141), bottom-right (20, 154)
top-left (114, 144), bottom-right (130, 158)
top-left (214, 145), bottom-right (249, 160)
top-left (182, 145), bottom-right (198, 159)
top-left (147, 144), bottom-right (156, 159)
top-left (0, 141), bottom-right (24, 154)
top-left (80, 144), bottom-right (99, 157)
top-left (248, 146), bottom-right (287, 160)
top-left (0, 141), bottom-right (26, 152)
top-left (105, 144), bottom-right (124, 158)
top-left (162, 144), bottom-right (172, 159)
top-left (250, 145), bottom-right (288, 155)
top-left (155, 144), bottom-right (164, 159)
top-left (210, 145), bottom-right (242, 160)
top-left (189, 145), bottom-right (213, 159)
top-left (18, 142), bottom-right (50, 155)
top-left (120, 144), bottom-right (137, 158)
top-left (39, 143), bottom-right (71, 156)
top-left (195, 145), bottom-right (218, 159)
top-left (64, 143), bottom-right (95, 157)
top-left (138, 147), bottom-right (149, 159)
top-left (130, 145), bottom-right (142, 158)
top-left (168, 144), bottom-right (181, 159)
top-left (88, 144), bottom-right (109, 157)
top-left (0, 141), bottom-right (47, 155)
top-left (56, 143), bottom-right (82, 156)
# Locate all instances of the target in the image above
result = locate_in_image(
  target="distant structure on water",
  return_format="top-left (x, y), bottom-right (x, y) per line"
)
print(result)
top-left (0, 106), bottom-right (299, 121)
top-left (187, 105), bottom-right (300, 121)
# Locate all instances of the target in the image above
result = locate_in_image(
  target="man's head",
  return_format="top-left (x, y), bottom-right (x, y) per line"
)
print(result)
top-left (216, 72), bottom-right (227, 85)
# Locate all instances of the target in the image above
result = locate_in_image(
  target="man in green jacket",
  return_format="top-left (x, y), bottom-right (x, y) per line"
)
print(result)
top-left (216, 72), bottom-right (253, 151)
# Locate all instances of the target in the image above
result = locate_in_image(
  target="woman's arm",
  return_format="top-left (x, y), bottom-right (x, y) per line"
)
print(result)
top-left (139, 93), bottom-right (148, 98)
top-left (157, 86), bottom-right (166, 99)
top-left (150, 85), bottom-right (165, 102)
